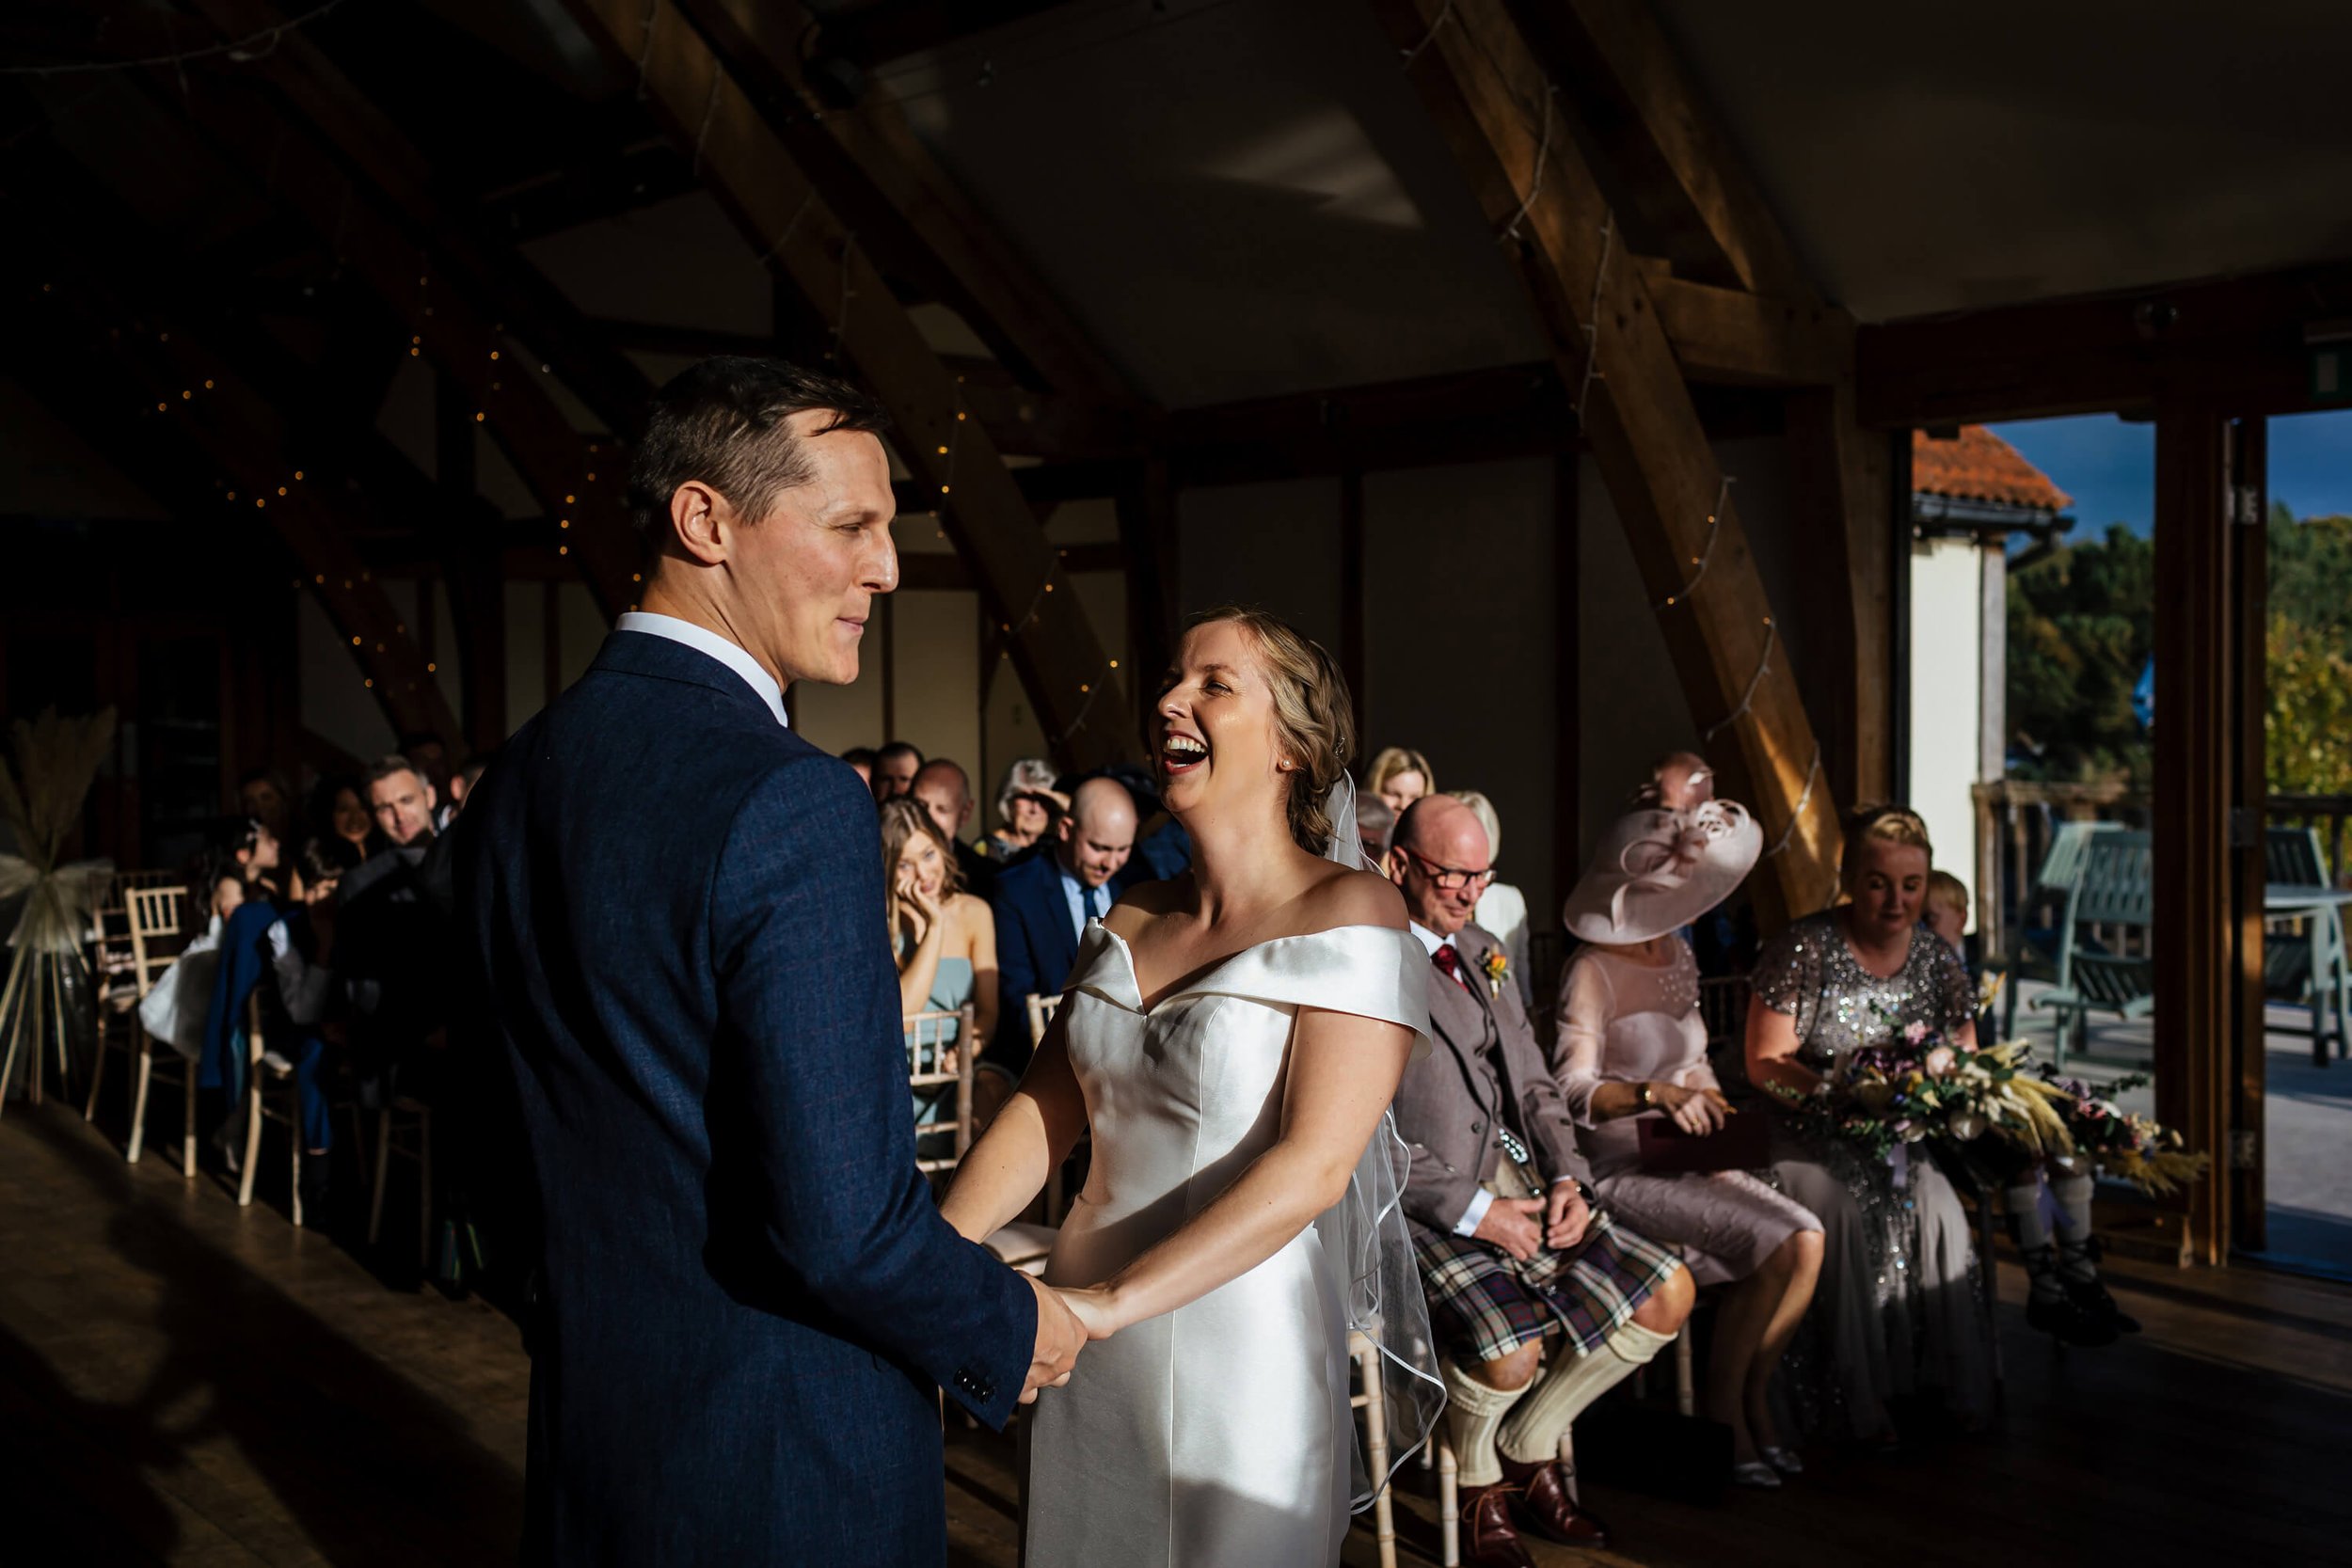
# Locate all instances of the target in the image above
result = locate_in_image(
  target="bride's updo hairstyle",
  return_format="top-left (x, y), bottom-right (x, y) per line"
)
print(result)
top-left (1184, 605), bottom-right (1358, 856)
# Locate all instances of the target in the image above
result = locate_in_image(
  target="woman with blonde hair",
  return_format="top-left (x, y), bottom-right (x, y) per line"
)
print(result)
top-left (882, 799), bottom-right (998, 1049)
top-left (1744, 806), bottom-right (1990, 1445)
top-left (943, 605), bottom-right (1442, 1565)
top-left (1365, 745), bottom-right (1435, 820)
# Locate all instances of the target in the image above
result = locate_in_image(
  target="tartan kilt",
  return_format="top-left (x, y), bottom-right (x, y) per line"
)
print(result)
top-left (1417, 1212), bottom-right (1683, 1363)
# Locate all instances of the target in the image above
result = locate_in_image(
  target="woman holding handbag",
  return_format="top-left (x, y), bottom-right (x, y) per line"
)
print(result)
top-left (1550, 799), bottom-right (1823, 1486)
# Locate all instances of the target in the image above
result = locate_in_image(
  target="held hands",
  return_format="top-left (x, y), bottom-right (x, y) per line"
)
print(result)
top-left (1654, 1083), bottom-right (1732, 1136)
top-left (1021, 1274), bottom-right (1087, 1404)
top-left (1053, 1284), bottom-right (1122, 1342)
top-left (1544, 1180), bottom-right (1592, 1251)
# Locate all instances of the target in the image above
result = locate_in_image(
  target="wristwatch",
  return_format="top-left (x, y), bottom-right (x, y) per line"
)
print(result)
top-left (1636, 1082), bottom-right (1656, 1111)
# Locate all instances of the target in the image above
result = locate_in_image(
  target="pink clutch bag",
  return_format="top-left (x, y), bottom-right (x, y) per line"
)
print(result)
top-left (1635, 1112), bottom-right (1771, 1173)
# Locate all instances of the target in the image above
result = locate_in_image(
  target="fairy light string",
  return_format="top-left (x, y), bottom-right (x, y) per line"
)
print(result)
top-left (1765, 744), bottom-right (1821, 860)
top-left (1656, 475), bottom-right (1734, 610)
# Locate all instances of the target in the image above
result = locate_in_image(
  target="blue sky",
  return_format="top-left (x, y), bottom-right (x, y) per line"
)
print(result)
top-left (1989, 408), bottom-right (2352, 534)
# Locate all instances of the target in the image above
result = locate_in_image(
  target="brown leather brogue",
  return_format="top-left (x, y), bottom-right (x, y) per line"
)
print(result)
top-left (1498, 1454), bottom-right (1611, 1548)
top-left (1459, 1481), bottom-right (1538, 1568)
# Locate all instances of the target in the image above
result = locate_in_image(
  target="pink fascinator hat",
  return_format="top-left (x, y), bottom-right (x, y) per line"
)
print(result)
top-left (1563, 800), bottom-right (1761, 945)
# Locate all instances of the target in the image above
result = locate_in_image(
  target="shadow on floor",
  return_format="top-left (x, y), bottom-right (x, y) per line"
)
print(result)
top-left (8, 1107), bottom-right (524, 1566)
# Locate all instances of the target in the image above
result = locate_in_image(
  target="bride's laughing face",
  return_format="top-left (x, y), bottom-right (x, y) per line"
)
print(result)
top-left (1152, 620), bottom-right (1289, 823)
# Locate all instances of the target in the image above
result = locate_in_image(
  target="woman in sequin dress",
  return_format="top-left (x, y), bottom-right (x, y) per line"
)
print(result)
top-left (1744, 808), bottom-right (1991, 1442)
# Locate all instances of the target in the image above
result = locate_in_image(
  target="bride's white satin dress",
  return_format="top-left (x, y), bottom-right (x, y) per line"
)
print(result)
top-left (1025, 921), bottom-right (1431, 1568)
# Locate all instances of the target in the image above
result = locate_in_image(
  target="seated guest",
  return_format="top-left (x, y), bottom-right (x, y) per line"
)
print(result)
top-left (299, 776), bottom-right (385, 893)
top-left (1923, 869), bottom-right (1969, 958)
top-left (1355, 790), bottom-right (1395, 865)
top-left (237, 767), bottom-right (296, 851)
top-left (197, 833), bottom-right (335, 1194)
top-left (984, 757), bottom-right (1061, 862)
top-left (1553, 800), bottom-right (1822, 1484)
top-left (1744, 807), bottom-right (1991, 1442)
top-left (1636, 750), bottom-right (1714, 811)
top-left (841, 745), bottom-right (879, 791)
top-left (1452, 790), bottom-right (1532, 1006)
top-left (883, 801), bottom-right (999, 1155)
top-left (911, 758), bottom-right (998, 900)
top-left (1366, 745), bottom-right (1435, 819)
top-left (1388, 796), bottom-right (1693, 1565)
top-left (337, 756), bottom-right (459, 1107)
top-left (400, 730), bottom-right (459, 832)
top-left (870, 739), bottom-right (923, 801)
top-left (987, 777), bottom-right (1141, 1086)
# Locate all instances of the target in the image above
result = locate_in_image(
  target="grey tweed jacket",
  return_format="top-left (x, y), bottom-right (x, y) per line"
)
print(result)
top-left (1392, 922), bottom-right (1593, 1246)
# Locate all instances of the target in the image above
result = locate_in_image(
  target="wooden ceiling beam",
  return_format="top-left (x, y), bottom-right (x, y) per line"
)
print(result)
top-left (1856, 261), bottom-right (2352, 427)
top-left (560, 0), bottom-right (1135, 768)
top-left (1374, 0), bottom-right (1840, 919)
top-left (665, 0), bottom-right (1132, 400)
top-left (1502, 0), bottom-right (1811, 298)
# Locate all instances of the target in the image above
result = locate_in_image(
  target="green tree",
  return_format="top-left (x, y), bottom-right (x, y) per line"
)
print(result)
top-left (2006, 524), bottom-right (2155, 784)
top-left (2267, 510), bottom-right (2352, 794)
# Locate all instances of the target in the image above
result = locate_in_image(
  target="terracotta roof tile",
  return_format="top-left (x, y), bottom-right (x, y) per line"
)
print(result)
top-left (1912, 426), bottom-right (2071, 513)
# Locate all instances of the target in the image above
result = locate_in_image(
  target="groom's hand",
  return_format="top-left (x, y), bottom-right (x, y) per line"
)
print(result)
top-left (1021, 1273), bottom-right (1085, 1403)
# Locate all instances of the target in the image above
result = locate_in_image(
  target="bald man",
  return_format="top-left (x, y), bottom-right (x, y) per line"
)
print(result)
top-left (985, 776), bottom-right (1143, 1079)
top-left (911, 757), bottom-right (997, 900)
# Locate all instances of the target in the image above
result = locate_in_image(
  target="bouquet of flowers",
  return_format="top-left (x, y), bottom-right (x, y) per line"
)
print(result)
top-left (1770, 1014), bottom-right (2075, 1165)
top-left (2039, 1069), bottom-right (2212, 1195)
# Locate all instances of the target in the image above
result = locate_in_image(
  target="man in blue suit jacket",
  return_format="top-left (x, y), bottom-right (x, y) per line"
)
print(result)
top-left (985, 776), bottom-right (1143, 1077)
top-left (455, 358), bottom-right (1083, 1566)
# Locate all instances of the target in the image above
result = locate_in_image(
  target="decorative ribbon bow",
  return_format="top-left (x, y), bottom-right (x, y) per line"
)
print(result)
top-left (1609, 800), bottom-right (1752, 926)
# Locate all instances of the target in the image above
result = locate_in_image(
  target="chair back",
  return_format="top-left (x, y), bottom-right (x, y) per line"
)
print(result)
top-left (1697, 974), bottom-right (1752, 1051)
top-left (906, 1003), bottom-right (977, 1175)
top-left (1025, 991), bottom-right (1060, 1051)
top-left (2074, 832), bottom-right (2153, 928)
top-left (2033, 819), bottom-right (2122, 898)
top-left (2265, 825), bottom-right (2328, 889)
top-left (124, 884), bottom-right (191, 1001)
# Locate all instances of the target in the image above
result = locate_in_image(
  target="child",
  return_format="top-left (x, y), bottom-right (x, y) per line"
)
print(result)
top-left (1923, 869), bottom-right (1970, 958)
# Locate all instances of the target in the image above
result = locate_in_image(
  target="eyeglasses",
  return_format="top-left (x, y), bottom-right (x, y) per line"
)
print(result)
top-left (1402, 847), bottom-right (1498, 892)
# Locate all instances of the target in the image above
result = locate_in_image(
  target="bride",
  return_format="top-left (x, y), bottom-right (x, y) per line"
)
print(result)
top-left (941, 606), bottom-right (1442, 1567)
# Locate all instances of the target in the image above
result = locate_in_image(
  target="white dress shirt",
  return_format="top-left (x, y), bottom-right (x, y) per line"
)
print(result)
top-left (1410, 919), bottom-right (1571, 1239)
top-left (615, 611), bottom-right (789, 727)
top-left (1060, 864), bottom-right (1111, 940)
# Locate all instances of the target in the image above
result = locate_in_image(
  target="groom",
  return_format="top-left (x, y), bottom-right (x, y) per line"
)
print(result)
top-left (455, 357), bottom-right (1084, 1565)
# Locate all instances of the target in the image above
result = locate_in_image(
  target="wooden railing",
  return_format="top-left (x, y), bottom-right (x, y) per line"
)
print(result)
top-left (1971, 780), bottom-right (2352, 958)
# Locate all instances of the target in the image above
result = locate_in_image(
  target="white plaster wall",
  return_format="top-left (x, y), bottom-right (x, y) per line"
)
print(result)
top-left (1907, 536), bottom-right (1984, 909)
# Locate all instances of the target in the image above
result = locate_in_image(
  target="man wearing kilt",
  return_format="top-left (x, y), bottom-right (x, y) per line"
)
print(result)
top-left (1385, 798), bottom-right (1694, 1568)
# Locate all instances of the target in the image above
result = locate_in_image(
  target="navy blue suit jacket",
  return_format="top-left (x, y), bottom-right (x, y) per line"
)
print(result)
top-left (455, 630), bottom-right (1034, 1566)
top-left (986, 849), bottom-right (1150, 1071)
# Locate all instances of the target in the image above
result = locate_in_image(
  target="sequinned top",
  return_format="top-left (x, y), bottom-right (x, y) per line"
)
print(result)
top-left (1751, 911), bottom-right (1976, 1071)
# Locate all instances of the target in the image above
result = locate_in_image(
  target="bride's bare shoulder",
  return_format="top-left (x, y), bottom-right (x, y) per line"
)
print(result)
top-left (1107, 872), bottom-right (1189, 934)
top-left (1296, 865), bottom-right (1407, 933)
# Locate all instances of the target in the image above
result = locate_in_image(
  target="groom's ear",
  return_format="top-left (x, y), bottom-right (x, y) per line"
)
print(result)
top-left (668, 480), bottom-right (731, 566)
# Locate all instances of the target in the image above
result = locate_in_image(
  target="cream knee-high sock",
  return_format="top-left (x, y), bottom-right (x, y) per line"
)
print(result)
top-left (1444, 1360), bottom-right (1532, 1488)
top-left (1496, 1320), bottom-right (1677, 1465)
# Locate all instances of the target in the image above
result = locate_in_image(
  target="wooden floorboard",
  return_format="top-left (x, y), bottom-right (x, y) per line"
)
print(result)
top-left (6, 1097), bottom-right (2348, 1567)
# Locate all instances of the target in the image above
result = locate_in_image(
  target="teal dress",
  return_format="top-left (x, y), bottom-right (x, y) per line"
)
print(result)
top-left (899, 932), bottom-right (976, 1149)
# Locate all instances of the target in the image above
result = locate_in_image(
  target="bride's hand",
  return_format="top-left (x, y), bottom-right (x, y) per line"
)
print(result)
top-left (1055, 1285), bottom-right (1123, 1341)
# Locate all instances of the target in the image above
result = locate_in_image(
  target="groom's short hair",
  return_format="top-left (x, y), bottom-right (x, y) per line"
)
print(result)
top-left (627, 356), bottom-right (890, 551)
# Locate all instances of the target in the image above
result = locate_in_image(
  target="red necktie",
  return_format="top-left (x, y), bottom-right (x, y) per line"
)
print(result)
top-left (1433, 942), bottom-right (1464, 987)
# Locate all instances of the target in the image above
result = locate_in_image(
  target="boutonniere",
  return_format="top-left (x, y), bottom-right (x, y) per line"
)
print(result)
top-left (1479, 950), bottom-right (1510, 998)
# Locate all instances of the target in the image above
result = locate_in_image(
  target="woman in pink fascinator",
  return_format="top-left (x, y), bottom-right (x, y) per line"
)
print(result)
top-left (1549, 794), bottom-right (1824, 1488)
